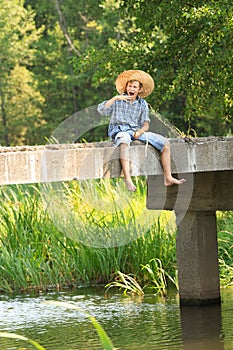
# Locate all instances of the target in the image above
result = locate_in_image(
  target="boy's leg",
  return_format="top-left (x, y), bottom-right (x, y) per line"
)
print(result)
top-left (138, 133), bottom-right (185, 186)
top-left (115, 131), bottom-right (136, 191)
top-left (161, 141), bottom-right (186, 186)
top-left (120, 143), bottom-right (136, 191)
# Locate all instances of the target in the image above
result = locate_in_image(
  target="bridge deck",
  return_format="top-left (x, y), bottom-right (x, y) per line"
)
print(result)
top-left (0, 136), bottom-right (232, 185)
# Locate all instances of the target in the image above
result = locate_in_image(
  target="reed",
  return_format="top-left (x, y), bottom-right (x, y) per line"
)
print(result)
top-left (141, 258), bottom-right (178, 296)
top-left (217, 211), bottom-right (233, 286)
top-left (0, 183), bottom-right (232, 294)
top-left (105, 270), bottom-right (145, 296)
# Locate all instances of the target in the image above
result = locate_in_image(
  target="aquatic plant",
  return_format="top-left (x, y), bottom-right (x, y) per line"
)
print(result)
top-left (141, 258), bottom-right (178, 296)
top-left (105, 259), bottom-right (178, 297)
top-left (105, 271), bottom-right (144, 296)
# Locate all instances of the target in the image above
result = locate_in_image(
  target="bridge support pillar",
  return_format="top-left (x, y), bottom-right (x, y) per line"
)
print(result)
top-left (147, 170), bottom-right (233, 305)
top-left (175, 210), bottom-right (220, 305)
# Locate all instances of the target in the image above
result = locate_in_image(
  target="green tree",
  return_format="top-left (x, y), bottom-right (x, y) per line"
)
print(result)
top-left (0, 0), bottom-right (44, 145)
top-left (25, 0), bottom-right (114, 140)
top-left (5, 65), bottom-right (44, 145)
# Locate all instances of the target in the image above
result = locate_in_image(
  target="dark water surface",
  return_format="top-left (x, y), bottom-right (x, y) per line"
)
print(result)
top-left (0, 286), bottom-right (232, 349)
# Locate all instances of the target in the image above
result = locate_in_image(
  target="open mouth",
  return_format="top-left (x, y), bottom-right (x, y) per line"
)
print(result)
top-left (128, 92), bottom-right (134, 96)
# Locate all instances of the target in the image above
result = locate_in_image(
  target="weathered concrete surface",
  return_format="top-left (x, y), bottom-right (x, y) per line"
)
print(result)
top-left (0, 141), bottom-right (159, 185)
top-left (0, 136), bottom-right (232, 185)
top-left (147, 171), bottom-right (233, 211)
top-left (175, 210), bottom-right (220, 305)
top-left (146, 137), bottom-right (233, 305)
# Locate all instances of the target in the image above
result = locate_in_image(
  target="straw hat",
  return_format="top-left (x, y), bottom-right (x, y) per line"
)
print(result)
top-left (115, 70), bottom-right (154, 98)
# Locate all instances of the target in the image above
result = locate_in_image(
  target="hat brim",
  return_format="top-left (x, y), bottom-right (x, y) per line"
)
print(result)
top-left (115, 70), bottom-right (154, 98)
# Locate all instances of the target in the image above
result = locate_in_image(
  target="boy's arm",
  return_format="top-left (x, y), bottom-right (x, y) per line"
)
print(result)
top-left (141, 121), bottom-right (149, 132)
top-left (98, 95), bottom-right (132, 115)
top-left (133, 99), bottom-right (150, 138)
top-left (133, 121), bottom-right (149, 138)
top-left (104, 95), bottom-right (130, 108)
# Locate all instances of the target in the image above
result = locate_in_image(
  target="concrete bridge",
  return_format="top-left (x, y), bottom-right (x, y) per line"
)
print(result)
top-left (0, 136), bottom-right (232, 305)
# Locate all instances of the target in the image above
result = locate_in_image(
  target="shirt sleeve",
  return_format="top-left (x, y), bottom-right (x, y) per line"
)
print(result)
top-left (141, 99), bottom-right (150, 124)
top-left (97, 101), bottom-right (113, 116)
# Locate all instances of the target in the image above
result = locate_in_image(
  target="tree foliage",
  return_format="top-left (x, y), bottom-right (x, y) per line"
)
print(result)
top-left (0, 0), bottom-right (44, 145)
top-left (0, 0), bottom-right (232, 146)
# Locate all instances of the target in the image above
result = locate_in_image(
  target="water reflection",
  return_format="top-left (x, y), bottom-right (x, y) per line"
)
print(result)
top-left (180, 304), bottom-right (224, 349)
top-left (0, 288), bottom-right (232, 349)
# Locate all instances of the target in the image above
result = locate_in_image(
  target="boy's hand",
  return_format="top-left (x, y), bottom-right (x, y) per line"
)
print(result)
top-left (133, 130), bottom-right (144, 138)
top-left (105, 94), bottom-right (135, 108)
top-left (104, 95), bottom-right (130, 107)
top-left (133, 131), bottom-right (139, 138)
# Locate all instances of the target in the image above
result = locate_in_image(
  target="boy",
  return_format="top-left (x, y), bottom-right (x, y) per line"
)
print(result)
top-left (97, 69), bottom-right (186, 191)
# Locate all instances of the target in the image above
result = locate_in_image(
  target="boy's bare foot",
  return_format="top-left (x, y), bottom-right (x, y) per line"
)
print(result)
top-left (124, 179), bottom-right (136, 192)
top-left (164, 176), bottom-right (186, 187)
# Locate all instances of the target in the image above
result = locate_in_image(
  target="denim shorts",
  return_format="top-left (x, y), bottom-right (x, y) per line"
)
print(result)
top-left (114, 130), bottom-right (167, 153)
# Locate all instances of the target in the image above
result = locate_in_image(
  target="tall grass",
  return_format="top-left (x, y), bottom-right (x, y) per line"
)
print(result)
top-left (217, 211), bottom-right (233, 286)
top-left (0, 182), bottom-right (232, 294)
top-left (0, 180), bottom-right (177, 294)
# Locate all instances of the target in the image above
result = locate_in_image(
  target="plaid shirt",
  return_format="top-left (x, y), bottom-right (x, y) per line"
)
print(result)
top-left (97, 95), bottom-right (150, 139)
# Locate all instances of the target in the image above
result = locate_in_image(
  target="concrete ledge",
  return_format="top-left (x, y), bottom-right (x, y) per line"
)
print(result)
top-left (0, 136), bottom-right (232, 186)
top-left (147, 171), bottom-right (233, 211)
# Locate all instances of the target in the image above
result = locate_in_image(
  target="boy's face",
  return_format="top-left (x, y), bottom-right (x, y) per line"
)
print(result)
top-left (126, 80), bottom-right (143, 99)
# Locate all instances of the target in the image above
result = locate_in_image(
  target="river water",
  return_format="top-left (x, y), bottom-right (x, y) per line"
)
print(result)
top-left (0, 286), bottom-right (232, 349)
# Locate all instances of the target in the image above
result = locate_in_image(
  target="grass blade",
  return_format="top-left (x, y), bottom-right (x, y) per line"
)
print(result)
top-left (0, 332), bottom-right (46, 350)
top-left (44, 301), bottom-right (116, 350)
